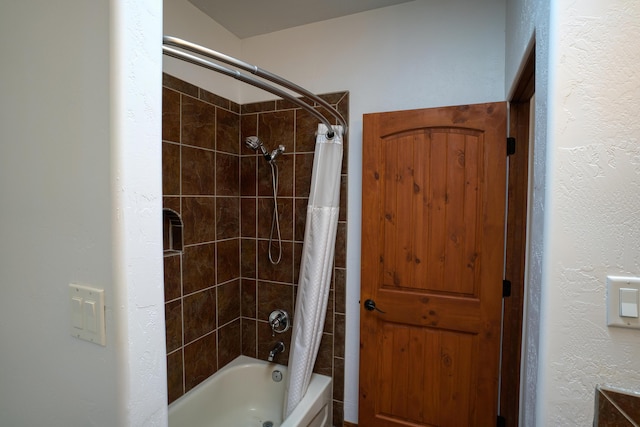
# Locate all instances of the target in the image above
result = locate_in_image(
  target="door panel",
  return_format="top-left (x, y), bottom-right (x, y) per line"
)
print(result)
top-left (380, 129), bottom-right (483, 296)
top-left (360, 103), bottom-right (507, 427)
top-left (377, 323), bottom-right (477, 426)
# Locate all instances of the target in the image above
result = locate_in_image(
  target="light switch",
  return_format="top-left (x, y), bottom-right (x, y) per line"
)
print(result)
top-left (84, 300), bottom-right (97, 332)
top-left (607, 276), bottom-right (640, 329)
top-left (69, 284), bottom-right (106, 346)
top-left (620, 288), bottom-right (639, 318)
top-left (71, 297), bottom-right (83, 329)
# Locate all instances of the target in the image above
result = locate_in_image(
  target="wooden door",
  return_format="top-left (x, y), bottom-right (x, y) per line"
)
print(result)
top-left (360, 102), bottom-right (507, 427)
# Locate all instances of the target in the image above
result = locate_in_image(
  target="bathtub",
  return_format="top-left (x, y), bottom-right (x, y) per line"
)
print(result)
top-left (168, 355), bottom-right (332, 427)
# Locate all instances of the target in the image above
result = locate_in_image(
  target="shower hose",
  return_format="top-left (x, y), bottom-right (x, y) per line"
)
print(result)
top-left (268, 161), bottom-right (282, 265)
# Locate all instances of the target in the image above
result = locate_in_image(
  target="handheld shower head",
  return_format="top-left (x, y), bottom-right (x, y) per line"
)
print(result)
top-left (269, 144), bottom-right (285, 162)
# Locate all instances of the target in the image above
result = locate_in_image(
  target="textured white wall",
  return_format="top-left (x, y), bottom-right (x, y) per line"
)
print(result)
top-left (240, 0), bottom-right (506, 108)
top-left (537, 0), bottom-right (640, 424)
top-left (506, 0), bottom-right (537, 95)
top-left (0, 1), bottom-right (166, 425)
top-left (111, 0), bottom-right (167, 425)
top-left (163, 0), bottom-right (242, 101)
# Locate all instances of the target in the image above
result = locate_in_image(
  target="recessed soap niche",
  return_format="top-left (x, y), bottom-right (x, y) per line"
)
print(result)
top-left (163, 208), bottom-right (183, 255)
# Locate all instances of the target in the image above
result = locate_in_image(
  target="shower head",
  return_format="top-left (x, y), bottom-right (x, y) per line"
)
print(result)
top-left (245, 136), bottom-right (264, 151)
top-left (245, 136), bottom-right (285, 163)
top-left (245, 135), bottom-right (270, 159)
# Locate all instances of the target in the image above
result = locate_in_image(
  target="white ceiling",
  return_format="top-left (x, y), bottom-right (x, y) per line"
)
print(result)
top-left (188, 0), bottom-right (416, 39)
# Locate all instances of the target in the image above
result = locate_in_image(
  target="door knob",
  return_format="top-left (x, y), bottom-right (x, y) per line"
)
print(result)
top-left (364, 299), bottom-right (386, 313)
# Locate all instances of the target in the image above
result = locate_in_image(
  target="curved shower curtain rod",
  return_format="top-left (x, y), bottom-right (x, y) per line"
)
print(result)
top-left (162, 36), bottom-right (347, 139)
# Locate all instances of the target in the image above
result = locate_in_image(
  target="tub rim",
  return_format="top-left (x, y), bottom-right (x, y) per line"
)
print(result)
top-left (168, 354), bottom-right (333, 427)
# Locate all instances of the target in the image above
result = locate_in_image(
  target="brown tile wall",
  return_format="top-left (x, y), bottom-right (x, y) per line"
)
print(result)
top-left (162, 73), bottom-right (348, 426)
top-left (595, 386), bottom-right (640, 426)
top-left (162, 73), bottom-right (243, 403)
top-left (240, 92), bottom-right (349, 427)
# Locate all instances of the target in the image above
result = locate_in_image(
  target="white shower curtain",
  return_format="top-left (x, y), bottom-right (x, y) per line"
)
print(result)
top-left (284, 124), bottom-right (343, 417)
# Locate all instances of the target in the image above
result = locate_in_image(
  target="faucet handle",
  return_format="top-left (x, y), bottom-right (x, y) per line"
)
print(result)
top-left (269, 309), bottom-right (290, 336)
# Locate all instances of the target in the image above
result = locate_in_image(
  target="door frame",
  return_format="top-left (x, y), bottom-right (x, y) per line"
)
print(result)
top-left (500, 45), bottom-right (535, 427)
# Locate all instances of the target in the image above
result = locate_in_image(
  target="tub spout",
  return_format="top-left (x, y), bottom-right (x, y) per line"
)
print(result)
top-left (268, 341), bottom-right (285, 362)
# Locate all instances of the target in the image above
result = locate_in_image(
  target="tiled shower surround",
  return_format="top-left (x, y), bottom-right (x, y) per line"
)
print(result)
top-left (162, 73), bottom-right (348, 426)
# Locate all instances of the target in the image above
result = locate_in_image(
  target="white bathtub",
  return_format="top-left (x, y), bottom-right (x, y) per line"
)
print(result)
top-left (168, 355), bottom-right (332, 427)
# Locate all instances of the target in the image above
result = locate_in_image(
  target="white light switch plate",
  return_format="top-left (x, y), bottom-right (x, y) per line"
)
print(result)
top-left (69, 284), bottom-right (106, 346)
top-left (607, 276), bottom-right (640, 329)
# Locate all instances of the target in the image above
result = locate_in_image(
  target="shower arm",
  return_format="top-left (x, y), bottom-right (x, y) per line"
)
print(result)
top-left (163, 36), bottom-right (347, 137)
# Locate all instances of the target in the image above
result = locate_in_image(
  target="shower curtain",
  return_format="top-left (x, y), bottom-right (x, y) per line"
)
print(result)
top-left (284, 124), bottom-right (343, 417)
